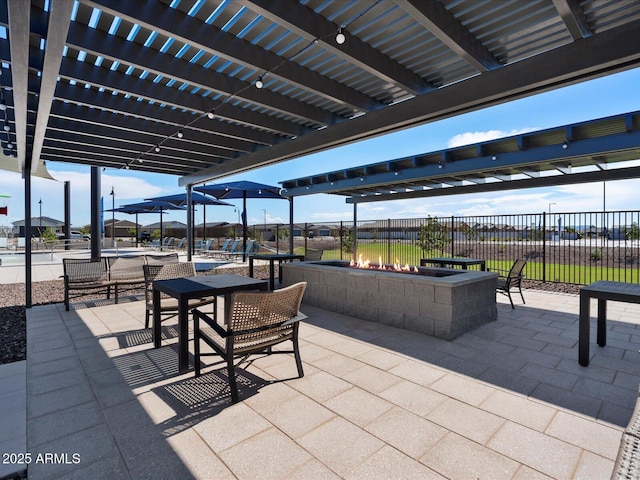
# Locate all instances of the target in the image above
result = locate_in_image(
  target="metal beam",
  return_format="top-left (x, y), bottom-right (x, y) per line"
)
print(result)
top-left (59, 57), bottom-right (305, 138)
top-left (240, 0), bottom-right (430, 95)
top-left (181, 18), bottom-right (640, 186)
top-left (347, 166), bottom-right (640, 203)
top-left (64, 22), bottom-right (339, 127)
top-left (30, 0), bottom-right (73, 171)
top-left (7, 0), bottom-right (29, 172)
top-left (84, 0), bottom-right (382, 114)
top-left (552, 0), bottom-right (591, 40)
top-left (395, 0), bottom-right (501, 71)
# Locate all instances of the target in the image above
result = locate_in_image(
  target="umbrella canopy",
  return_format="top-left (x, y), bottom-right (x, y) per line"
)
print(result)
top-left (145, 192), bottom-right (233, 207)
top-left (119, 200), bottom-right (186, 248)
top-left (194, 181), bottom-right (285, 260)
top-left (194, 181), bottom-right (283, 200)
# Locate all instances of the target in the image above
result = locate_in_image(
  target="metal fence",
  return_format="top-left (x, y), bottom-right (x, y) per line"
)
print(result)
top-left (262, 210), bottom-right (640, 286)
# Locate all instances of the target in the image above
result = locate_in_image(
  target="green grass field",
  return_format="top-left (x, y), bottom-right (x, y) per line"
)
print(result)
top-left (295, 243), bottom-right (639, 285)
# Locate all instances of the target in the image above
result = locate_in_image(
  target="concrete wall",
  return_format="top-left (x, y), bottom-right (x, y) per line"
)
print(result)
top-left (282, 262), bottom-right (498, 340)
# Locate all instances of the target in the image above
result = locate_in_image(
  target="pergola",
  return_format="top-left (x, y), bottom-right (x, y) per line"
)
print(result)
top-left (1, 1), bottom-right (640, 306)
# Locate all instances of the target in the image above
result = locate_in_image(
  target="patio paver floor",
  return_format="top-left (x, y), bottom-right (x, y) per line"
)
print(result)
top-left (14, 287), bottom-right (640, 479)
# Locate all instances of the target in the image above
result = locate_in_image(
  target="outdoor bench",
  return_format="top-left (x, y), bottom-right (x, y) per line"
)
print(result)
top-left (63, 253), bottom-right (178, 310)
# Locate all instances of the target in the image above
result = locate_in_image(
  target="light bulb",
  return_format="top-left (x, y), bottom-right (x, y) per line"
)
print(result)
top-left (255, 76), bottom-right (263, 89)
top-left (177, 130), bottom-right (184, 138)
top-left (336, 28), bottom-right (346, 45)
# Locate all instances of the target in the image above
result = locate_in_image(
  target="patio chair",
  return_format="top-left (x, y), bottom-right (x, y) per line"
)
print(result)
top-left (491, 259), bottom-right (527, 309)
top-left (218, 239), bottom-right (255, 260)
top-left (146, 252), bottom-right (179, 265)
top-left (304, 249), bottom-right (323, 261)
top-left (171, 237), bottom-right (186, 250)
top-left (207, 238), bottom-right (239, 258)
top-left (193, 282), bottom-right (307, 403)
top-left (194, 239), bottom-right (213, 255)
top-left (142, 262), bottom-right (216, 329)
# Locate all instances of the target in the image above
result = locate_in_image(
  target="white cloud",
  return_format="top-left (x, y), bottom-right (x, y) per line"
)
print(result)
top-left (447, 128), bottom-right (538, 148)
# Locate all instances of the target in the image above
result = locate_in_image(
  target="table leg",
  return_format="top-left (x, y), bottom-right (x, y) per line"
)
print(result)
top-left (597, 299), bottom-right (607, 347)
top-left (178, 297), bottom-right (189, 374)
top-left (579, 292), bottom-right (591, 366)
top-left (480, 262), bottom-right (486, 271)
top-left (249, 257), bottom-right (254, 278)
top-left (269, 259), bottom-right (275, 291)
top-left (153, 289), bottom-right (161, 348)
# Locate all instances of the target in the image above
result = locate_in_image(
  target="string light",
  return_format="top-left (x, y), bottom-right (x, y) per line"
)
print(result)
top-left (336, 27), bottom-right (346, 45)
top-left (255, 75), bottom-right (264, 89)
top-left (154, 144), bottom-right (161, 153)
top-left (177, 130), bottom-right (184, 139)
top-left (207, 108), bottom-right (215, 119)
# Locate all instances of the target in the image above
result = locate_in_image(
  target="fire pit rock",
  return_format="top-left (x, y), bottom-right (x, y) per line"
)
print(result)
top-left (282, 260), bottom-right (498, 340)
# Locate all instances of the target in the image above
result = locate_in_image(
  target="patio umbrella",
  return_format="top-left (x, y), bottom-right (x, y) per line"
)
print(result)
top-left (145, 192), bottom-right (233, 247)
top-left (106, 204), bottom-right (157, 247)
top-left (118, 200), bottom-right (186, 249)
top-left (194, 181), bottom-right (285, 261)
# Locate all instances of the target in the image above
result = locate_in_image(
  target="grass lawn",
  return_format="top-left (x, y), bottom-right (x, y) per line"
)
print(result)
top-left (294, 244), bottom-right (638, 285)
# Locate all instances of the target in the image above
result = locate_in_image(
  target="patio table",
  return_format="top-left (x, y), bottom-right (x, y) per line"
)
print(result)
top-left (152, 274), bottom-right (268, 373)
top-left (248, 253), bottom-right (305, 291)
top-left (420, 257), bottom-right (486, 271)
top-left (579, 281), bottom-right (640, 366)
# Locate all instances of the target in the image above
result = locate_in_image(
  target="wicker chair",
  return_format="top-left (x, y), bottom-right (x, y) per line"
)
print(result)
top-left (491, 259), bottom-right (527, 309)
top-left (143, 262), bottom-right (215, 329)
top-left (145, 252), bottom-right (179, 265)
top-left (107, 255), bottom-right (146, 302)
top-left (63, 258), bottom-right (112, 311)
top-left (193, 282), bottom-right (307, 403)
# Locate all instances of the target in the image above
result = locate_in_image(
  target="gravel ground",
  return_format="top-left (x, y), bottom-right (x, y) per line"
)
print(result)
top-left (0, 266), bottom-right (578, 366)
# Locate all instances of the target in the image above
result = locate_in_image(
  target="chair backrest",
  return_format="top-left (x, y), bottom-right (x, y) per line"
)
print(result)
top-left (508, 259), bottom-right (527, 279)
top-left (226, 282), bottom-right (307, 348)
top-left (226, 239), bottom-right (240, 253)
top-left (305, 249), bottom-right (323, 261)
top-left (218, 238), bottom-right (231, 251)
top-left (63, 258), bottom-right (108, 283)
top-left (143, 261), bottom-right (196, 304)
top-left (146, 252), bottom-right (179, 265)
top-left (174, 238), bottom-right (186, 249)
top-left (107, 255), bottom-right (146, 281)
top-left (242, 239), bottom-right (255, 254)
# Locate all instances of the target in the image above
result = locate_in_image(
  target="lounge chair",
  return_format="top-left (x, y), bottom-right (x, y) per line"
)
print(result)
top-left (194, 239), bottom-right (213, 255)
top-left (193, 282), bottom-right (307, 403)
top-left (490, 259), bottom-right (527, 309)
top-left (171, 237), bottom-right (186, 250)
top-left (207, 238), bottom-right (239, 258)
top-left (218, 239), bottom-right (255, 261)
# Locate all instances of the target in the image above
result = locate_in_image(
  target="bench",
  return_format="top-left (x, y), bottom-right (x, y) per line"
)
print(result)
top-left (63, 253), bottom-right (178, 310)
top-left (611, 389), bottom-right (640, 479)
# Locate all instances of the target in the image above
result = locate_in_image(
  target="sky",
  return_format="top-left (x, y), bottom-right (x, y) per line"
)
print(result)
top-left (1, 67), bottom-right (640, 229)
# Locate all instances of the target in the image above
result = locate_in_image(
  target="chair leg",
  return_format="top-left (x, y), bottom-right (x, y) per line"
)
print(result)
top-left (227, 356), bottom-right (239, 403)
top-left (293, 337), bottom-right (304, 378)
top-left (507, 289), bottom-right (515, 309)
top-left (145, 309), bottom-right (150, 329)
top-left (194, 316), bottom-right (201, 377)
top-left (518, 285), bottom-right (525, 304)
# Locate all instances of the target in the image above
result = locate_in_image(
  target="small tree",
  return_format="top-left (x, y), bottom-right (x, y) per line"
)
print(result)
top-left (415, 217), bottom-right (450, 257)
top-left (627, 222), bottom-right (640, 240)
top-left (41, 226), bottom-right (58, 244)
top-left (151, 229), bottom-right (161, 240)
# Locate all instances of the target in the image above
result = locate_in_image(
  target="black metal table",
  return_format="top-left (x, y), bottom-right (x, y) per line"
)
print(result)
top-left (579, 281), bottom-right (640, 366)
top-left (152, 274), bottom-right (268, 373)
top-left (248, 253), bottom-right (305, 291)
top-left (420, 257), bottom-right (486, 271)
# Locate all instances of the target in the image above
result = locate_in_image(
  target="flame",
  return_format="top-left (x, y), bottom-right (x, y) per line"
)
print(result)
top-left (350, 255), bottom-right (418, 273)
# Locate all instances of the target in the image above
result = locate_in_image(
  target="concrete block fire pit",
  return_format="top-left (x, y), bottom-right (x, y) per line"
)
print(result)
top-left (281, 260), bottom-right (498, 340)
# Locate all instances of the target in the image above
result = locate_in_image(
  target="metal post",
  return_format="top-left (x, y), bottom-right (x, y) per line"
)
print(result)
top-left (90, 166), bottom-right (101, 261)
top-left (186, 185), bottom-right (193, 262)
top-left (64, 181), bottom-right (70, 250)
top-left (110, 186), bottom-right (115, 247)
top-left (288, 197), bottom-right (294, 254)
top-left (542, 212), bottom-right (546, 283)
top-left (25, 165), bottom-right (32, 308)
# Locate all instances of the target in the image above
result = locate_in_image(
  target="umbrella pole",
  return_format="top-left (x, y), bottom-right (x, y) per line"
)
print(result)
top-left (243, 191), bottom-right (247, 262)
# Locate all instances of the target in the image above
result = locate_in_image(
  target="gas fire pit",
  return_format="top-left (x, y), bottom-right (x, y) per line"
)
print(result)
top-left (281, 260), bottom-right (498, 340)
